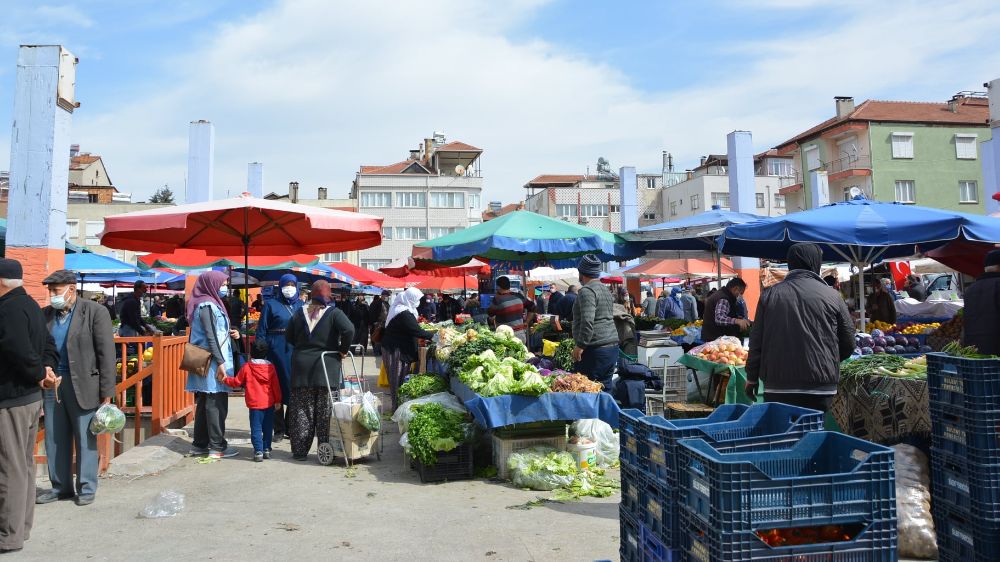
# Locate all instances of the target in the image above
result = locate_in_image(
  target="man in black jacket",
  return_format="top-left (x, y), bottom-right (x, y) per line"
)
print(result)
top-left (962, 250), bottom-right (1000, 356)
top-left (746, 243), bottom-right (854, 412)
top-left (0, 259), bottom-right (58, 553)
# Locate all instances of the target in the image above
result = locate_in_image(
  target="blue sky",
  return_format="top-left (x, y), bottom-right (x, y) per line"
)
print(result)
top-left (0, 0), bottom-right (997, 203)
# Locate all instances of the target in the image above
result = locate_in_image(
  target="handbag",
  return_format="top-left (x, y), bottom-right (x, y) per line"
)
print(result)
top-left (180, 343), bottom-right (213, 376)
top-left (371, 323), bottom-right (384, 345)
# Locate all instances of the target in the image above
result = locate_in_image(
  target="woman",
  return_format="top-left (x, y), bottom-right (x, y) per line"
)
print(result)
top-left (381, 287), bottom-right (437, 410)
top-left (866, 278), bottom-right (898, 325)
top-left (256, 274), bottom-right (303, 441)
top-left (285, 280), bottom-right (355, 461)
top-left (186, 270), bottom-right (240, 459)
top-left (349, 294), bottom-right (370, 352)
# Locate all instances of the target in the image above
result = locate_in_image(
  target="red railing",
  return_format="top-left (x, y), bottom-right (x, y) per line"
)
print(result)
top-left (34, 335), bottom-right (194, 473)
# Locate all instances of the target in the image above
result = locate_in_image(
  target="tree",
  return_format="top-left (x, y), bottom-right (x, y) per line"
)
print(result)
top-left (149, 185), bottom-right (175, 204)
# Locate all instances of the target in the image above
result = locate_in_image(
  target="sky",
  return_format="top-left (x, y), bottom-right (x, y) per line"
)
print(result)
top-left (0, 0), bottom-right (998, 204)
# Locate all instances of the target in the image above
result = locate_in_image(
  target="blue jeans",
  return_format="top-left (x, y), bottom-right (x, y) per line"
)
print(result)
top-left (249, 408), bottom-right (274, 453)
top-left (575, 344), bottom-right (618, 394)
top-left (43, 371), bottom-right (99, 496)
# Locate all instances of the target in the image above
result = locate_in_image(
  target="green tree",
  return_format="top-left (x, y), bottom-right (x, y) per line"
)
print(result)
top-left (149, 185), bottom-right (175, 204)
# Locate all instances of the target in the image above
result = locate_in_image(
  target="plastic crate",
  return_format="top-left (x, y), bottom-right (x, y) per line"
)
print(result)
top-left (413, 443), bottom-right (474, 483)
top-left (620, 408), bottom-right (651, 471)
top-left (933, 503), bottom-right (1000, 562)
top-left (931, 448), bottom-right (1000, 521)
top-left (637, 476), bottom-right (670, 540)
top-left (677, 431), bottom-right (896, 533)
top-left (645, 392), bottom-right (686, 417)
top-left (620, 463), bottom-right (642, 521)
top-left (620, 508), bottom-right (641, 562)
top-left (930, 402), bottom-right (1000, 458)
top-left (928, 353), bottom-right (1000, 412)
top-left (680, 505), bottom-right (897, 562)
top-left (490, 432), bottom-right (566, 480)
top-left (641, 523), bottom-right (676, 562)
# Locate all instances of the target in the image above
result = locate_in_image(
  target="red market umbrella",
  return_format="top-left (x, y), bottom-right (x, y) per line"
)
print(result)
top-left (138, 248), bottom-right (320, 271)
top-left (382, 256), bottom-right (489, 278)
top-left (600, 276), bottom-right (624, 284)
top-left (415, 275), bottom-right (479, 293)
top-left (622, 258), bottom-right (736, 279)
top-left (327, 261), bottom-right (404, 288)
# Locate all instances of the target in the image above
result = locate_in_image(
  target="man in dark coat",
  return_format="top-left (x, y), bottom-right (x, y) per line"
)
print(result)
top-left (962, 250), bottom-right (1000, 356)
top-left (555, 285), bottom-right (578, 322)
top-left (746, 243), bottom-right (855, 412)
top-left (701, 279), bottom-right (750, 342)
top-left (349, 295), bottom-right (370, 351)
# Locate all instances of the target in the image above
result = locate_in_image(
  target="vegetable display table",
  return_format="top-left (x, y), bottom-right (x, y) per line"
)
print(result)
top-left (449, 378), bottom-right (621, 430)
top-left (676, 353), bottom-right (761, 406)
top-left (831, 375), bottom-right (930, 443)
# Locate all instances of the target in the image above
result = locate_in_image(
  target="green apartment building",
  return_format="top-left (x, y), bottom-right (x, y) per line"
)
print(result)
top-left (777, 94), bottom-right (991, 213)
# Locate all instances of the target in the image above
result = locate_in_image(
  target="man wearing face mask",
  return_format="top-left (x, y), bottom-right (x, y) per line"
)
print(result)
top-left (37, 270), bottom-right (115, 506)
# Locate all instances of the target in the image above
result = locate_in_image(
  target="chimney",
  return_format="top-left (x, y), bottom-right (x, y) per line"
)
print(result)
top-left (948, 94), bottom-right (963, 113)
top-left (318, 187), bottom-right (327, 200)
top-left (699, 156), bottom-right (707, 167)
top-left (423, 138), bottom-right (434, 163)
top-left (409, 149), bottom-right (420, 160)
top-left (667, 153), bottom-right (674, 172)
top-left (289, 181), bottom-right (299, 203)
top-left (662, 151), bottom-right (669, 173)
top-left (70, 144), bottom-right (80, 157)
top-left (835, 96), bottom-right (855, 118)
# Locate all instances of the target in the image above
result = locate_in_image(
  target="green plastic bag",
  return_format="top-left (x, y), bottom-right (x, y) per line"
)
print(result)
top-left (89, 403), bottom-right (126, 435)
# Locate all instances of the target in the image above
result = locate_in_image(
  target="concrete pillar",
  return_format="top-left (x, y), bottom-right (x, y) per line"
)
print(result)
top-left (247, 162), bottom-right (263, 198)
top-left (186, 120), bottom-right (214, 203)
top-left (726, 130), bottom-right (761, 318)
top-left (619, 166), bottom-right (637, 231)
top-left (809, 170), bottom-right (831, 207)
top-left (984, 78), bottom-right (1000, 214)
top-left (7, 46), bottom-right (75, 303)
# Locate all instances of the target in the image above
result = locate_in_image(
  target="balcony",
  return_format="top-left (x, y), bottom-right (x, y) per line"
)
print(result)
top-left (824, 154), bottom-right (872, 181)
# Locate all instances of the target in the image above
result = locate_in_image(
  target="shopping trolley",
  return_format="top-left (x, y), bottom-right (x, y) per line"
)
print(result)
top-left (316, 346), bottom-right (384, 467)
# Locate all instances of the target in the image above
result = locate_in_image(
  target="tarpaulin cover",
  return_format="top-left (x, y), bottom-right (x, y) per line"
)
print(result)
top-left (450, 377), bottom-right (621, 429)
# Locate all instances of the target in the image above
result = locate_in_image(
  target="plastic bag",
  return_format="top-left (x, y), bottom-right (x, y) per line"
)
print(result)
top-left (688, 335), bottom-right (742, 356)
top-left (391, 392), bottom-right (467, 434)
top-left (89, 403), bottom-right (126, 435)
top-left (893, 444), bottom-right (936, 559)
top-left (377, 363), bottom-right (389, 388)
top-left (572, 419), bottom-right (619, 467)
top-left (357, 391), bottom-right (381, 432)
top-left (138, 490), bottom-right (185, 518)
top-left (508, 446), bottom-right (577, 491)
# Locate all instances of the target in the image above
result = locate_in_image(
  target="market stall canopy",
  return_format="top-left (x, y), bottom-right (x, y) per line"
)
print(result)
top-left (138, 248), bottom-right (319, 271)
top-left (414, 275), bottom-right (479, 293)
top-left (526, 266), bottom-right (579, 282)
top-left (620, 258), bottom-right (736, 279)
top-left (326, 261), bottom-right (404, 288)
top-left (381, 256), bottom-right (489, 278)
top-left (624, 206), bottom-right (765, 254)
top-left (413, 211), bottom-right (639, 267)
top-left (64, 252), bottom-right (140, 275)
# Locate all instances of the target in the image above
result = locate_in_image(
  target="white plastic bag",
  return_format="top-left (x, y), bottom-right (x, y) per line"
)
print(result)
top-left (357, 391), bottom-right (381, 432)
top-left (572, 419), bottom-right (619, 467)
top-left (391, 392), bottom-right (467, 434)
top-left (89, 403), bottom-right (126, 435)
top-left (139, 490), bottom-right (185, 518)
top-left (893, 444), bottom-right (936, 559)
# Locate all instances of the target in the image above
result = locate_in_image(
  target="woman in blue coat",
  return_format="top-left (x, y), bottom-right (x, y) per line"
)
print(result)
top-left (256, 274), bottom-right (303, 441)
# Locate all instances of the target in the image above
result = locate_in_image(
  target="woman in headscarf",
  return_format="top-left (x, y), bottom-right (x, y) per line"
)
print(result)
top-left (186, 270), bottom-right (240, 459)
top-left (256, 273), bottom-right (303, 441)
top-left (285, 280), bottom-right (355, 461)
top-left (381, 287), bottom-right (436, 410)
top-left (662, 287), bottom-right (686, 320)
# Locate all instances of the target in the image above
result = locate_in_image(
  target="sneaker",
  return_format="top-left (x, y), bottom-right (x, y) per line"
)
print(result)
top-left (75, 494), bottom-right (95, 506)
top-left (253, 452), bottom-right (264, 462)
top-left (36, 490), bottom-right (74, 504)
top-left (263, 450), bottom-right (272, 460)
top-left (208, 448), bottom-right (239, 459)
top-left (189, 446), bottom-right (210, 457)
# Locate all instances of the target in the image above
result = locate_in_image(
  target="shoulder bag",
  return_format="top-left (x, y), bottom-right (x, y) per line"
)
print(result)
top-left (181, 343), bottom-right (213, 376)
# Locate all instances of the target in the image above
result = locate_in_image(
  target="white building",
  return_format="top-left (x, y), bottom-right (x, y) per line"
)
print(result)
top-left (351, 133), bottom-right (483, 270)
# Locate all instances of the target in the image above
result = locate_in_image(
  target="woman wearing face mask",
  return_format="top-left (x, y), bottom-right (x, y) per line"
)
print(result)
top-left (185, 271), bottom-right (241, 459)
top-left (256, 274), bottom-right (303, 441)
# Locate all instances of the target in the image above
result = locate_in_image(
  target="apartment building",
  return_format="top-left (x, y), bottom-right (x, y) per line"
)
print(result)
top-left (351, 133), bottom-right (484, 270)
top-left (776, 94), bottom-right (991, 212)
top-left (264, 183), bottom-right (360, 264)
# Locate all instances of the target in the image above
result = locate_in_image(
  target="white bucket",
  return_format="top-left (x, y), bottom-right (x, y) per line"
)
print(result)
top-left (569, 441), bottom-right (598, 470)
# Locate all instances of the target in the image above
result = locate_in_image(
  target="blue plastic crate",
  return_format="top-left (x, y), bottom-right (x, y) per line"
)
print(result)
top-left (620, 508), bottom-right (641, 562)
top-left (679, 505), bottom-right (897, 562)
top-left (677, 431), bottom-right (896, 533)
top-left (620, 408), bottom-right (651, 471)
top-left (640, 524), bottom-right (677, 562)
top-left (930, 402), bottom-right (1000, 458)
top-left (933, 503), bottom-right (1000, 562)
top-left (637, 476), bottom-right (670, 540)
top-left (931, 448), bottom-right (1000, 521)
top-left (928, 353), bottom-right (1000, 412)
top-left (620, 464), bottom-right (642, 521)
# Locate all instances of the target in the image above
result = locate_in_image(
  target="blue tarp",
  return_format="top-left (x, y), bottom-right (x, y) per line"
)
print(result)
top-left (626, 206), bottom-right (764, 252)
top-left (65, 252), bottom-right (139, 275)
top-left (450, 378), bottom-right (621, 430)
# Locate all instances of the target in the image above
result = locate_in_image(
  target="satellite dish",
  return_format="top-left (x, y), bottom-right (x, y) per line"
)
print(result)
top-left (849, 186), bottom-right (865, 200)
top-left (454, 164), bottom-right (466, 175)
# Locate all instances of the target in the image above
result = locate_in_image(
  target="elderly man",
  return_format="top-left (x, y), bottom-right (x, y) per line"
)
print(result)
top-left (0, 259), bottom-right (58, 553)
top-left (572, 254), bottom-right (619, 391)
top-left (36, 270), bottom-right (116, 507)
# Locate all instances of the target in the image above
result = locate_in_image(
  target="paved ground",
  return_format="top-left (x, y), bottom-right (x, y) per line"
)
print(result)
top-left (17, 356), bottom-right (620, 562)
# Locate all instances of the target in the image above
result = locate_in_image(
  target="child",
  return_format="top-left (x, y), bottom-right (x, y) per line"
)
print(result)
top-left (218, 339), bottom-right (282, 462)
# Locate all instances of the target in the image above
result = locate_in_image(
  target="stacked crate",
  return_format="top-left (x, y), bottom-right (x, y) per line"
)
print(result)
top-left (618, 403), bottom-right (825, 562)
top-left (927, 353), bottom-right (1000, 561)
top-left (645, 366), bottom-right (688, 417)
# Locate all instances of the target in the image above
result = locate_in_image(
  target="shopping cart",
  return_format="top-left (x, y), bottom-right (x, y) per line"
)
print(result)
top-left (316, 346), bottom-right (384, 467)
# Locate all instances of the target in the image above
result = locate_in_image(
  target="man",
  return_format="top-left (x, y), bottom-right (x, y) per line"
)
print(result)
top-left (534, 288), bottom-right (548, 315)
top-left (547, 289), bottom-right (564, 317)
top-left (118, 281), bottom-right (156, 336)
top-left (555, 285), bottom-right (577, 322)
top-left (369, 290), bottom-right (391, 364)
top-left (823, 275), bottom-right (840, 291)
top-left (746, 243), bottom-right (854, 412)
top-left (0, 259), bottom-right (58, 553)
top-left (904, 274), bottom-right (928, 302)
top-left (866, 278), bottom-right (897, 325)
top-left (701, 278), bottom-right (751, 342)
top-left (654, 291), bottom-right (668, 319)
top-left (487, 276), bottom-right (527, 342)
top-left (961, 250), bottom-right (1000, 355)
top-left (681, 287), bottom-right (699, 322)
top-left (38, 270), bottom-right (116, 507)
top-left (641, 291), bottom-right (656, 317)
top-left (571, 254), bottom-right (619, 391)
top-left (163, 294), bottom-right (184, 319)
top-left (149, 296), bottom-right (163, 319)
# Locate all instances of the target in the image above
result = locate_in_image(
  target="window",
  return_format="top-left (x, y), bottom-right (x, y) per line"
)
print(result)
top-left (610, 205), bottom-right (620, 214)
top-left (804, 146), bottom-right (821, 171)
top-left (669, 202), bottom-right (678, 216)
top-left (774, 194), bottom-right (785, 209)
top-left (468, 193), bottom-right (481, 209)
top-left (395, 192), bottom-right (426, 208)
top-left (579, 204), bottom-right (609, 217)
top-left (360, 259), bottom-right (391, 271)
top-left (642, 211), bottom-right (657, 221)
top-left (360, 192), bottom-right (391, 207)
top-left (956, 134), bottom-right (978, 159)
top-left (323, 252), bottom-right (346, 262)
top-left (395, 226), bottom-right (427, 240)
top-left (767, 159), bottom-right (792, 177)
top-left (430, 192), bottom-right (464, 208)
top-left (645, 177), bottom-right (657, 189)
top-left (66, 219), bottom-right (80, 240)
top-left (756, 193), bottom-right (765, 208)
top-left (555, 204), bottom-right (577, 217)
top-left (891, 132), bottom-right (914, 159)
top-left (690, 194), bottom-right (700, 210)
top-left (85, 220), bottom-right (103, 245)
top-left (381, 227), bottom-right (393, 240)
top-left (959, 180), bottom-right (978, 203)
top-left (711, 192), bottom-right (730, 208)
top-left (87, 194), bottom-right (98, 203)
top-left (895, 180), bottom-right (915, 203)
top-left (430, 226), bottom-right (458, 238)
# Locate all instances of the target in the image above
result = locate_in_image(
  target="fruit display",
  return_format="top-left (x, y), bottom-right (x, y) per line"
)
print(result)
top-left (867, 320), bottom-right (895, 333)
top-left (690, 337), bottom-right (747, 367)
top-left (897, 322), bottom-right (940, 335)
top-left (926, 312), bottom-right (963, 351)
top-left (853, 329), bottom-right (930, 356)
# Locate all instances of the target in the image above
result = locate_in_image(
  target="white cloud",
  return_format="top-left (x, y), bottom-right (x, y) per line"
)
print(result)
top-left (35, 5), bottom-right (95, 28)
top-left (30, 0), bottom-right (1000, 207)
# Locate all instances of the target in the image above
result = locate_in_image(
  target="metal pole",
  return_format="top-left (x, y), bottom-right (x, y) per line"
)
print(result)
top-left (858, 261), bottom-right (867, 332)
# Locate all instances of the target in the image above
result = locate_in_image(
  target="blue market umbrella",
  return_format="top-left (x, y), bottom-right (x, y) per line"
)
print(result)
top-left (720, 197), bottom-right (1000, 329)
top-left (64, 253), bottom-right (140, 276)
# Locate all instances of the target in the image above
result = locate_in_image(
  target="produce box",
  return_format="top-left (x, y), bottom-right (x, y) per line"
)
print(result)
top-left (330, 396), bottom-right (382, 441)
top-left (927, 352), bottom-right (1000, 412)
top-left (413, 443), bottom-right (474, 483)
top-left (664, 402), bottom-right (714, 419)
top-left (831, 375), bottom-right (930, 444)
top-left (491, 432), bottom-right (566, 480)
top-left (931, 447), bottom-right (1000, 521)
top-left (330, 431), bottom-right (378, 461)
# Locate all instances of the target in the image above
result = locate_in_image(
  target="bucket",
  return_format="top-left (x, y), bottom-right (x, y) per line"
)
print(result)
top-left (570, 441), bottom-right (598, 470)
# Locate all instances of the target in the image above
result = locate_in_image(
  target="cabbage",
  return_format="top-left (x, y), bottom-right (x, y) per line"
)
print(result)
top-left (482, 370), bottom-right (515, 396)
top-left (517, 370), bottom-right (551, 396)
top-left (495, 325), bottom-right (515, 338)
top-left (508, 446), bottom-right (577, 490)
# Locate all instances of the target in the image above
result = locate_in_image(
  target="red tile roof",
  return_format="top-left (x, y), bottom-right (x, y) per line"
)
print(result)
top-left (434, 141), bottom-right (482, 152)
top-left (482, 202), bottom-right (524, 221)
top-left (69, 154), bottom-right (100, 170)
top-left (359, 159), bottom-right (432, 175)
top-left (525, 174), bottom-right (588, 187)
top-left (777, 97), bottom-right (989, 150)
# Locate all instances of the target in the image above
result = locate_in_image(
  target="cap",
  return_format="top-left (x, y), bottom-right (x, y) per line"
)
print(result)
top-left (0, 258), bottom-right (23, 280)
top-left (577, 254), bottom-right (602, 278)
top-left (42, 269), bottom-right (78, 285)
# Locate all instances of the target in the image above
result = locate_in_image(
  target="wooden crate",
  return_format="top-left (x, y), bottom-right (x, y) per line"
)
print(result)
top-left (664, 402), bottom-right (714, 419)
